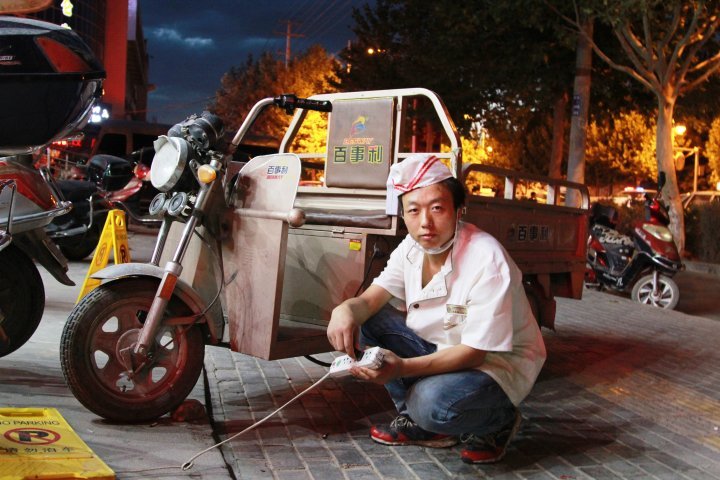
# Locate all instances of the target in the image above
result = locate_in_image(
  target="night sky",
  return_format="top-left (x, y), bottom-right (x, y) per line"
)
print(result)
top-left (141, 0), bottom-right (371, 125)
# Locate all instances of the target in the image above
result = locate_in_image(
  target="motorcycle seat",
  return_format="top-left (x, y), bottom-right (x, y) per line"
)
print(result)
top-left (56, 180), bottom-right (98, 202)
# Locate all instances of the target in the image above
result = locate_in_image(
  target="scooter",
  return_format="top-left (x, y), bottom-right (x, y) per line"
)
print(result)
top-left (585, 172), bottom-right (683, 309)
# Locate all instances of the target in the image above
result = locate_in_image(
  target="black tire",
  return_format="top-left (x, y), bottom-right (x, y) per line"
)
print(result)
top-left (630, 273), bottom-right (680, 310)
top-left (0, 245), bottom-right (45, 357)
top-left (60, 278), bottom-right (205, 422)
top-left (59, 223), bottom-right (101, 261)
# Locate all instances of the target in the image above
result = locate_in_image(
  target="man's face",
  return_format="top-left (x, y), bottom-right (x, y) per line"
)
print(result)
top-left (401, 183), bottom-right (458, 252)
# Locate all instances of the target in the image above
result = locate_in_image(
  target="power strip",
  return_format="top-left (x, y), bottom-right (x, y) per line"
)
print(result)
top-left (329, 347), bottom-right (384, 377)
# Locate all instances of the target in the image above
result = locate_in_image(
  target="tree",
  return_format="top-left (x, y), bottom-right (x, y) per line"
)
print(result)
top-left (212, 45), bottom-right (338, 145)
top-left (556, 0), bottom-right (720, 252)
top-left (705, 116), bottom-right (720, 188)
top-left (585, 110), bottom-right (657, 189)
top-left (338, 0), bottom-right (657, 179)
top-left (336, 0), bottom-right (579, 174)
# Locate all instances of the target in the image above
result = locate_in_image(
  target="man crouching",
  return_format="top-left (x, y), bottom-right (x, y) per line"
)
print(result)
top-left (327, 153), bottom-right (546, 464)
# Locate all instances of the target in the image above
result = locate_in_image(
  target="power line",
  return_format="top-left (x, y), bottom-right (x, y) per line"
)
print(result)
top-left (300, 0), bottom-right (353, 51)
top-left (288, 0), bottom-right (316, 23)
top-left (295, 0), bottom-right (339, 37)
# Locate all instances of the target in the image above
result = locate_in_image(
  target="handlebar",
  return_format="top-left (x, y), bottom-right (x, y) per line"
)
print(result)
top-left (231, 94), bottom-right (332, 148)
top-left (274, 94), bottom-right (332, 115)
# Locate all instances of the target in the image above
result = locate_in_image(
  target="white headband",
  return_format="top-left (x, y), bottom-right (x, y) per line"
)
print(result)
top-left (385, 154), bottom-right (453, 215)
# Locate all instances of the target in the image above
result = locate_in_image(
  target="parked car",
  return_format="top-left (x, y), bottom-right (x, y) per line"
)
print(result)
top-left (681, 190), bottom-right (720, 210)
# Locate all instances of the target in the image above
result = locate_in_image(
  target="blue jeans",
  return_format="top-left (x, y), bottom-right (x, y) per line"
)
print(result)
top-left (360, 305), bottom-right (517, 437)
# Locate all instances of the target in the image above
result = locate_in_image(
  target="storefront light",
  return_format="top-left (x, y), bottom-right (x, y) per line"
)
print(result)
top-left (89, 105), bottom-right (110, 123)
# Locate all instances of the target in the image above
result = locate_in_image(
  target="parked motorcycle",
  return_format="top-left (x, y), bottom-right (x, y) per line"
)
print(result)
top-left (45, 154), bottom-right (134, 260)
top-left (0, 16), bottom-right (104, 356)
top-left (585, 172), bottom-right (683, 309)
top-left (0, 155), bottom-right (75, 357)
top-left (108, 149), bottom-right (165, 228)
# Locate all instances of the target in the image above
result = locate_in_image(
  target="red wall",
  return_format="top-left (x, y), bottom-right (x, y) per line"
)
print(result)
top-left (103, 1), bottom-right (128, 118)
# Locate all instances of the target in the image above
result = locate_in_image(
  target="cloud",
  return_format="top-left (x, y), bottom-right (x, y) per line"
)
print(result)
top-left (151, 27), bottom-right (214, 48)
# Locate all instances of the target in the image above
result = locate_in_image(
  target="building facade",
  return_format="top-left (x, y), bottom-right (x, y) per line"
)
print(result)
top-left (28, 0), bottom-right (150, 121)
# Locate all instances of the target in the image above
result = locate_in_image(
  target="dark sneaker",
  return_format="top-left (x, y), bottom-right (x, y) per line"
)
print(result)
top-left (460, 410), bottom-right (522, 464)
top-left (370, 415), bottom-right (458, 448)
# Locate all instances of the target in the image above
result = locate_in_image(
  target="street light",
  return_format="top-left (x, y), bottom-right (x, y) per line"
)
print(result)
top-left (673, 124), bottom-right (700, 193)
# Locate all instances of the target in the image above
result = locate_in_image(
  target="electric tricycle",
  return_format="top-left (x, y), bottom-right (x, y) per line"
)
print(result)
top-left (60, 89), bottom-right (590, 422)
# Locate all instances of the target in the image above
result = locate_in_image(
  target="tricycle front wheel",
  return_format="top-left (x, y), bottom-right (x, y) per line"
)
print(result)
top-left (60, 278), bottom-right (205, 422)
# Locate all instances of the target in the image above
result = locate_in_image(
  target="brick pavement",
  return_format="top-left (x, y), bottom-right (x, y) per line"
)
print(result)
top-left (204, 289), bottom-right (720, 479)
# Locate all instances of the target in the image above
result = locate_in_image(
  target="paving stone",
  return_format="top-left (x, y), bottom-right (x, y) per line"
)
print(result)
top-left (514, 470), bottom-right (555, 479)
top-left (274, 470), bottom-right (311, 480)
top-left (335, 466), bottom-right (381, 479)
top-left (407, 461), bottom-right (451, 478)
top-left (578, 465), bottom-right (623, 479)
top-left (295, 444), bottom-right (333, 460)
top-left (304, 458), bottom-right (346, 479)
top-left (263, 444), bottom-right (305, 470)
top-left (328, 446), bottom-right (371, 468)
top-left (231, 457), bottom-right (274, 480)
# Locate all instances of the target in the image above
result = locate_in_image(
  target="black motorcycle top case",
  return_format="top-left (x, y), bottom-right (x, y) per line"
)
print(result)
top-left (0, 16), bottom-right (105, 154)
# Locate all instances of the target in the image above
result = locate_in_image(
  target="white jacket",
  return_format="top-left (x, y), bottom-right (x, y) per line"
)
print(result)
top-left (372, 222), bottom-right (547, 405)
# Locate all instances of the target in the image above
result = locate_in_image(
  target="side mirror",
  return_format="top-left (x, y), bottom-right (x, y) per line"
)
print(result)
top-left (658, 171), bottom-right (666, 190)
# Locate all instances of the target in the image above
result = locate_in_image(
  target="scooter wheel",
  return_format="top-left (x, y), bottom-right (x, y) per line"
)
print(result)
top-left (60, 278), bottom-right (205, 422)
top-left (0, 245), bottom-right (45, 357)
top-left (631, 273), bottom-right (680, 310)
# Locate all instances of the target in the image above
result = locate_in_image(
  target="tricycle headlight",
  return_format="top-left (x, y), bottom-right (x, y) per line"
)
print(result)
top-left (150, 135), bottom-right (190, 192)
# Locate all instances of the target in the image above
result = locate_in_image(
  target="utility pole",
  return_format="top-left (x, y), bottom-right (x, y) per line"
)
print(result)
top-left (277, 20), bottom-right (304, 68)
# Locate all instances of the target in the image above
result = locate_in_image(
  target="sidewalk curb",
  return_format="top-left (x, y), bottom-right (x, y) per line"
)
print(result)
top-left (684, 260), bottom-right (720, 277)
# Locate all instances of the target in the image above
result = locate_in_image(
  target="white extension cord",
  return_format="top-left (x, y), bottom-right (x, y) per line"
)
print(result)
top-left (116, 348), bottom-right (384, 475)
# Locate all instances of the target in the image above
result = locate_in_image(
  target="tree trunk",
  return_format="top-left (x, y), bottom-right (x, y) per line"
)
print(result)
top-left (549, 91), bottom-right (568, 179)
top-left (656, 96), bottom-right (686, 253)
top-left (566, 17), bottom-right (593, 207)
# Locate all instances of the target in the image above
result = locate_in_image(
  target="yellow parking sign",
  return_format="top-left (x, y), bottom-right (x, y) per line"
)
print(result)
top-left (0, 407), bottom-right (114, 479)
top-left (76, 209), bottom-right (131, 303)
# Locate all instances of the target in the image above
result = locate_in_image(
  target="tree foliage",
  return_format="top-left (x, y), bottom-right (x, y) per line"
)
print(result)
top-left (585, 110), bottom-right (657, 189)
top-left (337, 0), bottom-right (659, 175)
top-left (705, 116), bottom-right (720, 188)
top-left (211, 46), bottom-right (338, 146)
top-left (556, 0), bottom-right (720, 252)
top-left (338, 1), bottom-right (577, 128)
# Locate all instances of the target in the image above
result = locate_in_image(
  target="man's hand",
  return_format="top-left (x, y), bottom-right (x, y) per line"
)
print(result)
top-left (327, 303), bottom-right (360, 359)
top-left (350, 344), bottom-right (487, 384)
top-left (327, 285), bottom-right (392, 359)
top-left (349, 349), bottom-right (402, 384)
